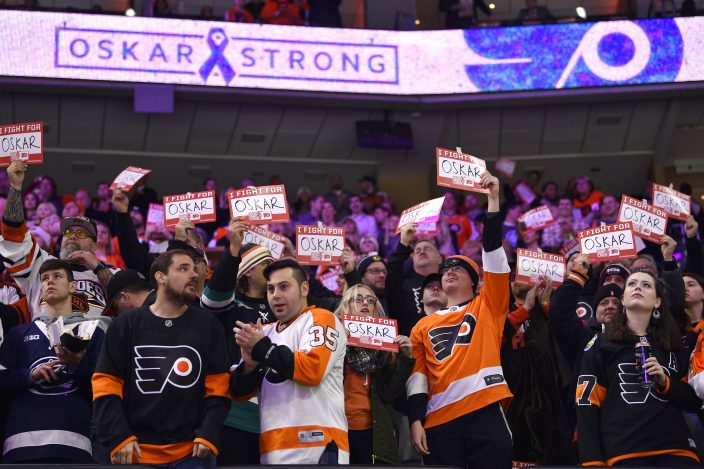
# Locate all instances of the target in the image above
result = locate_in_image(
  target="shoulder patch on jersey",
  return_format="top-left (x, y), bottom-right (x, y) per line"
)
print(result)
top-left (584, 334), bottom-right (598, 351)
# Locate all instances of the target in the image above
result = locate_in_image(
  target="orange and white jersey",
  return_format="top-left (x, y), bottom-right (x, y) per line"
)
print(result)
top-left (407, 247), bottom-right (513, 428)
top-left (689, 321), bottom-right (704, 399)
top-left (258, 306), bottom-right (349, 464)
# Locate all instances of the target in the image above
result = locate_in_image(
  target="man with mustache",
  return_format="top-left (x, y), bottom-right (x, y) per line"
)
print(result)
top-left (93, 250), bottom-right (230, 466)
top-left (0, 161), bottom-right (119, 323)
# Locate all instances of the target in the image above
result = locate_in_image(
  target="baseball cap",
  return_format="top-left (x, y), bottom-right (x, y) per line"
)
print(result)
top-left (60, 216), bottom-right (97, 240)
top-left (421, 273), bottom-right (442, 291)
top-left (599, 263), bottom-right (630, 286)
top-left (357, 254), bottom-right (386, 276)
top-left (105, 269), bottom-right (148, 312)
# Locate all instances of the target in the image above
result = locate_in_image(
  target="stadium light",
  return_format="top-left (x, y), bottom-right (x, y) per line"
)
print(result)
top-left (125, 7), bottom-right (136, 16)
top-left (576, 6), bottom-right (587, 18)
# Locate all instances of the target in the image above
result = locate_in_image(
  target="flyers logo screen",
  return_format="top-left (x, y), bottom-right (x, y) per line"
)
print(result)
top-left (134, 345), bottom-right (202, 394)
top-left (428, 313), bottom-right (477, 361)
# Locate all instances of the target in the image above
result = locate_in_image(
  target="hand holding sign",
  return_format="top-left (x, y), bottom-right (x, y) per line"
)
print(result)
top-left (228, 219), bottom-right (248, 256)
top-left (480, 170), bottom-right (500, 199)
top-left (685, 215), bottom-right (699, 239)
top-left (399, 222), bottom-right (417, 246)
top-left (7, 160), bottom-right (27, 191)
top-left (660, 234), bottom-right (677, 262)
top-left (174, 218), bottom-right (196, 242)
top-left (111, 189), bottom-right (130, 214)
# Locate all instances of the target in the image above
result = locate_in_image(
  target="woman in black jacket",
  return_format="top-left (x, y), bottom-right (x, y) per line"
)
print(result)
top-left (577, 271), bottom-right (701, 467)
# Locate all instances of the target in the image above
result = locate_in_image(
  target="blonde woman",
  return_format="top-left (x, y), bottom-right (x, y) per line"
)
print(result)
top-left (335, 284), bottom-right (414, 465)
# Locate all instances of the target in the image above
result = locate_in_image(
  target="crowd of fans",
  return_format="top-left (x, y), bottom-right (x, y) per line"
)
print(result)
top-left (0, 158), bottom-right (704, 467)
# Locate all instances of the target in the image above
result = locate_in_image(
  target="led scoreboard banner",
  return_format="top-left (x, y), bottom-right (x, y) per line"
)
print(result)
top-left (0, 11), bottom-right (702, 95)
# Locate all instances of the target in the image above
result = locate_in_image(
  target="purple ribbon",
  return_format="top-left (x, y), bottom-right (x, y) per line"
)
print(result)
top-left (199, 28), bottom-right (235, 84)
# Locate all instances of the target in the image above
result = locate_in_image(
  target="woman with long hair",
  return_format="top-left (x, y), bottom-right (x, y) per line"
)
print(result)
top-left (94, 221), bottom-right (126, 269)
top-left (335, 285), bottom-right (414, 464)
top-left (577, 271), bottom-right (701, 467)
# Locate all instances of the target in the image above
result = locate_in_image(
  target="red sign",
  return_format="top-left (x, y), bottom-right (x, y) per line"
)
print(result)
top-left (396, 197), bottom-right (445, 234)
top-left (652, 184), bottom-right (691, 222)
top-left (296, 225), bottom-right (345, 266)
top-left (495, 157), bottom-right (516, 178)
top-left (578, 222), bottom-right (638, 262)
top-left (162, 190), bottom-right (216, 228)
top-left (228, 184), bottom-right (289, 224)
top-left (244, 225), bottom-right (288, 259)
top-left (618, 195), bottom-right (668, 243)
top-left (513, 182), bottom-right (537, 205)
top-left (111, 166), bottom-right (151, 192)
top-left (560, 238), bottom-right (580, 257)
top-left (436, 147), bottom-right (489, 194)
top-left (519, 205), bottom-right (554, 232)
top-left (515, 249), bottom-right (564, 286)
top-left (341, 314), bottom-right (399, 352)
top-left (146, 203), bottom-right (164, 228)
top-left (0, 121), bottom-right (43, 167)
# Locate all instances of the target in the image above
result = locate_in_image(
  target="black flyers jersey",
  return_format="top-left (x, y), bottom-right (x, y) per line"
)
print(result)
top-left (92, 305), bottom-right (231, 465)
top-left (576, 334), bottom-right (700, 466)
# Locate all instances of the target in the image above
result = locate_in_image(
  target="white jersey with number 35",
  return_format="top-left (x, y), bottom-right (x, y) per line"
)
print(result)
top-left (259, 306), bottom-right (348, 464)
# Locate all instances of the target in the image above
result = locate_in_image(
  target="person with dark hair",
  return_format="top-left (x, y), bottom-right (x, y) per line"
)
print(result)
top-left (230, 257), bottom-right (348, 463)
top-left (0, 258), bottom-right (105, 463)
top-left (104, 269), bottom-right (151, 317)
top-left (201, 220), bottom-right (276, 466)
top-left (0, 162), bottom-right (118, 323)
top-left (386, 226), bottom-right (444, 335)
top-left (540, 181), bottom-right (560, 207)
top-left (408, 171), bottom-right (513, 469)
top-left (572, 175), bottom-right (604, 218)
top-left (260, 0), bottom-right (304, 26)
top-left (577, 271), bottom-right (701, 467)
top-left (92, 250), bottom-right (230, 466)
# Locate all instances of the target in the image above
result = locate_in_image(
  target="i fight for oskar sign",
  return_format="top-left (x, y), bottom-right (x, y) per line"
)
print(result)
top-left (55, 25), bottom-right (398, 88)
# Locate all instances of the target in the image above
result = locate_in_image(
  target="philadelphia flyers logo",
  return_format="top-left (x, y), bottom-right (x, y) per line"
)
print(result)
top-left (428, 313), bottom-right (477, 361)
top-left (134, 345), bottom-right (202, 394)
top-left (576, 301), bottom-right (593, 320)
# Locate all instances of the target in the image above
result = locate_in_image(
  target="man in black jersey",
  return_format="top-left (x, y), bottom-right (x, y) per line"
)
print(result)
top-left (92, 250), bottom-right (230, 467)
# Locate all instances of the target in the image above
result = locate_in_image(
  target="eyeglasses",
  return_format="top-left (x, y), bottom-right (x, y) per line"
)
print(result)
top-left (63, 229), bottom-right (92, 239)
top-left (354, 295), bottom-right (377, 304)
top-left (365, 268), bottom-right (387, 276)
top-left (414, 247), bottom-right (438, 255)
top-left (440, 266), bottom-right (465, 275)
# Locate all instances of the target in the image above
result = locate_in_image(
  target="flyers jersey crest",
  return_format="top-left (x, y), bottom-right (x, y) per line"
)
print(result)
top-left (429, 313), bottom-right (477, 361)
top-left (134, 345), bottom-right (202, 394)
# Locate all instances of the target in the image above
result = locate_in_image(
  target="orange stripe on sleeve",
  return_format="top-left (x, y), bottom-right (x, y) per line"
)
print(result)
top-left (194, 437), bottom-right (219, 456)
top-left (8, 243), bottom-right (36, 275)
top-left (655, 375), bottom-right (671, 394)
top-left (2, 222), bottom-right (27, 243)
top-left (92, 372), bottom-right (124, 400)
top-left (109, 435), bottom-right (137, 458)
top-left (204, 373), bottom-right (231, 399)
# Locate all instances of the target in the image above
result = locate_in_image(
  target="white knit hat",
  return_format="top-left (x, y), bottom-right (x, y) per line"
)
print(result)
top-left (237, 243), bottom-right (274, 278)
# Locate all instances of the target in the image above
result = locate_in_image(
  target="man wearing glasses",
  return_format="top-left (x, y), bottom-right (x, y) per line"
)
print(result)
top-left (407, 171), bottom-right (513, 469)
top-left (0, 161), bottom-right (119, 323)
top-left (356, 254), bottom-right (388, 311)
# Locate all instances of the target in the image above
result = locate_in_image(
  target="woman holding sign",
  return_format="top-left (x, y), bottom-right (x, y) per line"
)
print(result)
top-left (334, 285), bottom-right (414, 465)
top-left (577, 271), bottom-right (701, 467)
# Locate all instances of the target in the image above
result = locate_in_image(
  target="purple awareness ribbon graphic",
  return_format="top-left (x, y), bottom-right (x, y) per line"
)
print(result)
top-left (199, 28), bottom-right (235, 84)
